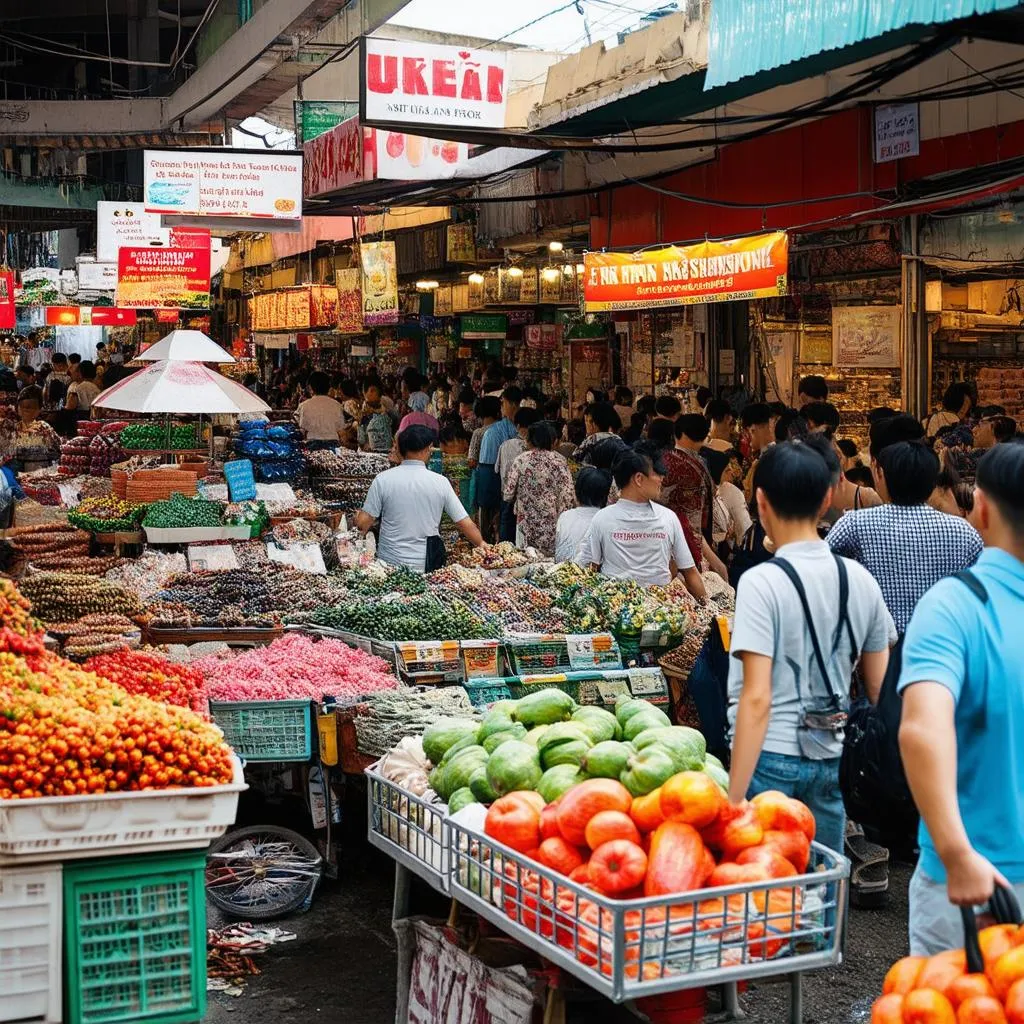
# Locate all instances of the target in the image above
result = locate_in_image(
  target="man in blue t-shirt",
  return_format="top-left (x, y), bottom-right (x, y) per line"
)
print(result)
top-left (899, 439), bottom-right (1024, 955)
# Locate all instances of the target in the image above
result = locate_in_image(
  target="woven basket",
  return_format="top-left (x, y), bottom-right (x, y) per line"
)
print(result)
top-left (125, 470), bottom-right (197, 503)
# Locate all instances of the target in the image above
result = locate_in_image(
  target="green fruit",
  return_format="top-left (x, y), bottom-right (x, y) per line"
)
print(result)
top-left (703, 761), bottom-right (729, 793)
top-left (582, 740), bottom-right (634, 779)
top-left (428, 765), bottom-right (444, 794)
top-left (524, 724), bottom-right (550, 747)
top-left (422, 718), bottom-right (481, 765)
top-left (537, 722), bottom-right (592, 753)
top-left (615, 696), bottom-right (658, 726)
top-left (469, 766), bottom-right (499, 803)
top-left (632, 726), bottom-right (706, 771)
top-left (622, 707), bottom-right (672, 742)
top-left (514, 688), bottom-right (576, 727)
top-left (448, 788), bottom-right (478, 814)
top-left (620, 745), bottom-right (678, 797)
top-left (482, 725), bottom-right (528, 754)
top-left (485, 740), bottom-right (542, 797)
top-left (438, 745), bottom-right (489, 801)
top-left (478, 710), bottom-right (516, 742)
top-left (541, 740), bottom-right (591, 770)
top-left (571, 706), bottom-right (621, 743)
top-left (489, 700), bottom-right (519, 718)
top-left (705, 752), bottom-right (725, 771)
top-left (537, 765), bottom-right (583, 803)
top-left (440, 733), bottom-right (481, 765)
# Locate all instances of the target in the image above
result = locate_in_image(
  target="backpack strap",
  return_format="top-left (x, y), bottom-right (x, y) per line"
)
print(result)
top-left (955, 569), bottom-right (989, 604)
top-left (833, 554), bottom-right (858, 657)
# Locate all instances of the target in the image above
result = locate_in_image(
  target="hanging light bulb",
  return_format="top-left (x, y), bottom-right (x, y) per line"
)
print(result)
top-left (506, 265), bottom-right (523, 278)
top-left (548, 240), bottom-right (564, 253)
top-left (415, 279), bottom-right (439, 290)
top-left (542, 267), bottom-right (560, 282)
top-left (467, 272), bottom-right (484, 284)
top-left (575, 263), bottom-right (585, 275)
top-left (562, 264), bottom-right (573, 277)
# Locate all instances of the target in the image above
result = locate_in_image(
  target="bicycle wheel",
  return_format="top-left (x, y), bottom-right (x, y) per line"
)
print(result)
top-left (206, 824), bottom-right (323, 920)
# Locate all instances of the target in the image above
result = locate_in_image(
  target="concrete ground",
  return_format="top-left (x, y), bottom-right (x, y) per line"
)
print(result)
top-left (205, 780), bottom-right (911, 1024)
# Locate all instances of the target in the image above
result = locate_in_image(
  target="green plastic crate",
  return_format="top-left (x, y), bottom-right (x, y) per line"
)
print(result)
top-left (505, 638), bottom-right (572, 675)
top-left (63, 851), bottom-right (206, 1024)
top-left (208, 699), bottom-right (313, 762)
top-left (461, 678), bottom-right (513, 708)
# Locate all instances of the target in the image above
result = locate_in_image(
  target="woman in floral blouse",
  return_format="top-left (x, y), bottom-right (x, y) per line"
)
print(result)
top-left (0, 385), bottom-right (61, 471)
top-left (504, 421), bottom-right (576, 556)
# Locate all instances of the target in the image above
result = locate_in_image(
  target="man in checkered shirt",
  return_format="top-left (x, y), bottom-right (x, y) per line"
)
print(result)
top-left (827, 428), bottom-right (982, 633)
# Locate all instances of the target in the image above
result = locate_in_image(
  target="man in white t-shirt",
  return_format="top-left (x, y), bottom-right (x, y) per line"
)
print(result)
top-left (65, 359), bottom-right (101, 413)
top-left (583, 441), bottom-right (707, 600)
top-left (296, 371), bottom-right (347, 446)
top-left (356, 424), bottom-right (488, 573)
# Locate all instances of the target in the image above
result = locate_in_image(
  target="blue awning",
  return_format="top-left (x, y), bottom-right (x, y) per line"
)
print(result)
top-left (706, 0), bottom-right (1024, 89)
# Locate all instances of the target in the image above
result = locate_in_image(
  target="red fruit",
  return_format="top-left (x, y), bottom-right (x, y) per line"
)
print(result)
top-left (569, 863), bottom-right (591, 884)
top-left (947, 975), bottom-right (995, 1009)
top-left (537, 837), bottom-right (586, 876)
top-left (736, 844), bottom-right (798, 878)
top-left (751, 790), bottom-right (816, 841)
top-left (871, 993), bottom-right (904, 1024)
top-left (915, 950), bottom-right (966, 995)
top-left (708, 862), bottom-right (770, 888)
top-left (556, 779), bottom-right (632, 847)
top-left (990, 946), bottom-right (1024, 1001)
top-left (539, 802), bottom-right (562, 841)
top-left (588, 840), bottom-right (648, 896)
top-left (585, 810), bottom-right (641, 851)
top-left (883, 956), bottom-right (926, 995)
top-left (660, 771), bottom-right (725, 829)
top-left (644, 821), bottom-right (707, 897)
top-left (1005, 978), bottom-right (1024, 1024)
top-left (485, 794), bottom-right (541, 853)
top-left (903, 989), bottom-right (956, 1024)
top-left (761, 828), bottom-right (811, 873)
top-left (630, 787), bottom-right (665, 833)
top-left (385, 132), bottom-right (404, 158)
top-left (957, 995), bottom-right (1007, 1024)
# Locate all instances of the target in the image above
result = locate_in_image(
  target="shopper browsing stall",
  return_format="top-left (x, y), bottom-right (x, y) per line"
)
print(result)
top-left (582, 441), bottom-right (707, 600)
top-left (476, 386), bottom-right (521, 539)
top-left (0, 385), bottom-right (61, 470)
top-left (504, 421), bottom-right (575, 556)
top-left (704, 399), bottom-right (737, 453)
top-left (661, 414), bottom-right (715, 546)
top-left (296, 371), bottom-right (348, 449)
top-left (356, 425), bottom-right (487, 573)
top-left (65, 359), bottom-right (100, 414)
top-left (555, 465), bottom-right (612, 564)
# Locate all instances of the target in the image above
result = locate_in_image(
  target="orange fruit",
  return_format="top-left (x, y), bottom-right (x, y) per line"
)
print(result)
top-left (871, 993), bottom-right (904, 1024)
top-left (1004, 977), bottom-right (1024, 1024)
top-left (947, 974), bottom-right (995, 1008)
top-left (956, 995), bottom-right (1007, 1024)
top-left (904, 988), bottom-right (957, 1024)
top-left (884, 956), bottom-right (927, 995)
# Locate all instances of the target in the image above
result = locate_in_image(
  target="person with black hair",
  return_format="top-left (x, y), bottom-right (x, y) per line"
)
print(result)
top-left (457, 389), bottom-right (479, 433)
top-left (65, 359), bottom-right (99, 413)
top-left (694, 386), bottom-right (712, 412)
top-left (943, 411), bottom-right (1020, 486)
top-left (868, 406), bottom-right (897, 425)
top-left (803, 401), bottom-right (841, 438)
top-left (636, 394), bottom-right (657, 422)
top-left (899, 439), bottom-right (1024, 954)
top-left (582, 441), bottom-right (707, 599)
top-left (357, 424), bottom-right (485, 572)
top-left (645, 417), bottom-right (675, 450)
top-left (0, 385), bottom-right (61, 469)
top-left (620, 412), bottom-right (646, 445)
top-left (924, 381), bottom-right (975, 437)
top-left (496, 407), bottom-right (542, 543)
top-left (613, 386), bottom-right (634, 428)
top-left (727, 440), bottom-right (895, 857)
top-left (504, 421), bottom-right (575, 556)
top-left (704, 399), bottom-right (736, 453)
top-left (653, 394), bottom-right (682, 421)
top-left (295, 370), bottom-right (348, 448)
top-left (438, 422), bottom-right (469, 455)
top-left (476, 386), bottom-right (521, 538)
top-left (869, 413), bottom-right (925, 462)
top-left (467, 396), bottom-right (500, 468)
top-left (572, 401), bottom-right (621, 462)
top-left (796, 374), bottom-right (829, 408)
top-left (558, 417), bottom-right (586, 459)
top-left (740, 402), bottom-right (774, 502)
top-left (555, 466), bottom-right (612, 563)
top-left (835, 438), bottom-right (860, 472)
top-left (705, 448), bottom-right (751, 552)
top-left (661, 414), bottom-right (714, 554)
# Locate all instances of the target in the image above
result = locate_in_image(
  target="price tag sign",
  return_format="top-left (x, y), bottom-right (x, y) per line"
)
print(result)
top-left (223, 459), bottom-right (257, 501)
top-left (640, 627), bottom-right (670, 648)
top-left (567, 633), bottom-right (622, 670)
top-left (628, 668), bottom-right (668, 698)
top-left (397, 641), bottom-right (463, 681)
top-left (595, 679), bottom-right (630, 704)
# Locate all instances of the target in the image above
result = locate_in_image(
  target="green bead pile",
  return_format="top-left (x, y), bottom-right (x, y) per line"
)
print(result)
top-left (143, 493), bottom-right (223, 529)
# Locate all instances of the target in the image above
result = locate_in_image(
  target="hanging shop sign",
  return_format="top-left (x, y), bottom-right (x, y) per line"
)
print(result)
top-left (335, 269), bottom-right (363, 333)
top-left (498, 268), bottom-right (522, 304)
top-left (483, 270), bottom-right (499, 305)
top-left (76, 260), bottom-right (118, 291)
top-left (303, 116), bottom-right (364, 199)
top-left (0, 271), bottom-right (16, 330)
top-left (44, 306), bottom-right (80, 326)
top-left (832, 305), bottom-right (901, 367)
top-left (168, 226), bottom-right (211, 250)
top-left (86, 308), bottom-right (137, 326)
top-left (116, 246), bottom-right (211, 309)
top-left (143, 149), bottom-right (302, 221)
top-left (361, 37), bottom-right (508, 131)
top-left (539, 270), bottom-right (563, 304)
top-left (518, 268), bottom-right (538, 305)
top-left (874, 102), bottom-right (919, 164)
top-left (446, 223), bottom-right (476, 263)
top-left (359, 241), bottom-right (399, 326)
top-left (506, 309), bottom-right (536, 326)
top-left (467, 276), bottom-right (484, 309)
top-left (96, 201), bottom-right (168, 263)
top-left (154, 309), bottom-right (180, 324)
top-left (524, 323), bottom-right (562, 351)
top-left (433, 285), bottom-right (453, 316)
top-left (294, 100), bottom-right (359, 145)
top-left (249, 286), bottom-right (339, 331)
top-left (461, 313), bottom-right (506, 340)
top-left (583, 231), bottom-right (789, 312)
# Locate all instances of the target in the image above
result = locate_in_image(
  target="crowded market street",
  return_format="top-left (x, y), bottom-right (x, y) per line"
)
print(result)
top-left (3, 3), bottom-right (1024, 1024)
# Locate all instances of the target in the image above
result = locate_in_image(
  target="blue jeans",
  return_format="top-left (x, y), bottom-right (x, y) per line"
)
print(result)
top-left (748, 750), bottom-right (844, 859)
top-left (499, 500), bottom-right (516, 543)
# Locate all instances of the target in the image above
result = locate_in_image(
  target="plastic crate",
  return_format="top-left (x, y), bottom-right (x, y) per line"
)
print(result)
top-left (461, 678), bottom-right (513, 708)
top-left (64, 851), bottom-right (206, 1024)
top-left (505, 637), bottom-right (572, 675)
top-left (209, 699), bottom-right (313, 762)
top-left (0, 863), bottom-right (61, 1024)
top-left (0, 758), bottom-right (245, 865)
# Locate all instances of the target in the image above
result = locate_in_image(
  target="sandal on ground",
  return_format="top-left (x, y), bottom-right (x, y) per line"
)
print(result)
top-left (845, 820), bottom-right (890, 909)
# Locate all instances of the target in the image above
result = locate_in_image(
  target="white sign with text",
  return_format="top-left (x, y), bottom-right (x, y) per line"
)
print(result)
top-left (874, 103), bottom-right (920, 163)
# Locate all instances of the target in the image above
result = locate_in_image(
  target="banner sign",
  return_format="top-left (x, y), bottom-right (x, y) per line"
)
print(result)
top-left (460, 313), bottom-right (506, 340)
top-left (0, 271), bottom-right (14, 330)
top-left (362, 37), bottom-right (508, 131)
top-left (116, 246), bottom-right (211, 309)
top-left (143, 150), bottom-right (302, 221)
top-left (87, 307), bottom-right (137, 326)
top-left (302, 116), bottom-right (363, 198)
top-left (583, 231), bottom-right (789, 312)
top-left (359, 241), bottom-right (399, 326)
top-left (335, 268), bottom-right (363, 333)
top-left (76, 260), bottom-right (118, 291)
top-left (294, 100), bottom-right (358, 145)
top-left (96, 201), bottom-right (167, 263)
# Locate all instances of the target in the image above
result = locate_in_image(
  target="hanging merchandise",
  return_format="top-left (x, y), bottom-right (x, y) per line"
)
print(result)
top-left (336, 268), bottom-right (363, 333)
top-left (359, 242), bottom-right (399, 326)
top-left (249, 286), bottom-right (339, 331)
top-left (446, 223), bottom-right (477, 263)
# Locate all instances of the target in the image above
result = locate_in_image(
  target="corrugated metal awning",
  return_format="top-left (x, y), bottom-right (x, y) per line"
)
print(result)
top-left (705, 0), bottom-right (1024, 89)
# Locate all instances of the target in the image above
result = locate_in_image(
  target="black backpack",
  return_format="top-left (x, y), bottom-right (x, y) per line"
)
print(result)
top-left (839, 570), bottom-right (988, 832)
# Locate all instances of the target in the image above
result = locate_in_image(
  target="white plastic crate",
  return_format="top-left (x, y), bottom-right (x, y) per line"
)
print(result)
top-left (0, 757), bottom-right (246, 865)
top-left (0, 863), bottom-right (61, 1023)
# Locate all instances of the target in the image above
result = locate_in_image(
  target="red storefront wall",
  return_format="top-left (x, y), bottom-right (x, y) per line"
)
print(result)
top-left (591, 106), bottom-right (1024, 249)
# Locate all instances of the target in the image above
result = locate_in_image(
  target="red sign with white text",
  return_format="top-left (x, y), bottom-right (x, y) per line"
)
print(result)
top-left (116, 246), bottom-right (211, 309)
top-left (362, 38), bottom-right (508, 131)
top-left (303, 116), bottom-right (364, 199)
top-left (86, 308), bottom-right (137, 326)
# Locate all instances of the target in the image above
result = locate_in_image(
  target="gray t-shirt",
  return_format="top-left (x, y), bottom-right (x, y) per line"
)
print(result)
top-left (362, 460), bottom-right (469, 573)
top-left (727, 540), bottom-right (896, 758)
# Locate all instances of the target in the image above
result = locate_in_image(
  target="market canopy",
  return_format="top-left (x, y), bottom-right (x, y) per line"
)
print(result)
top-left (94, 360), bottom-right (270, 415)
top-left (136, 329), bottom-right (236, 364)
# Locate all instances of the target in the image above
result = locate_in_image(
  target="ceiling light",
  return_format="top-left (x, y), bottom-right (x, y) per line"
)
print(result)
top-left (562, 264), bottom-right (573, 276)
top-left (415, 279), bottom-right (439, 290)
top-left (548, 240), bottom-right (564, 253)
top-left (542, 267), bottom-right (560, 282)
top-left (506, 266), bottom-right (523, 278)
top-left (468, 272), bottom-right (484, 285)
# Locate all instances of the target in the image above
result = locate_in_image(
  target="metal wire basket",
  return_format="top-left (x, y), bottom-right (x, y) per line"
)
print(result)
top-left (447, 818), bottom-right (849, 1004)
